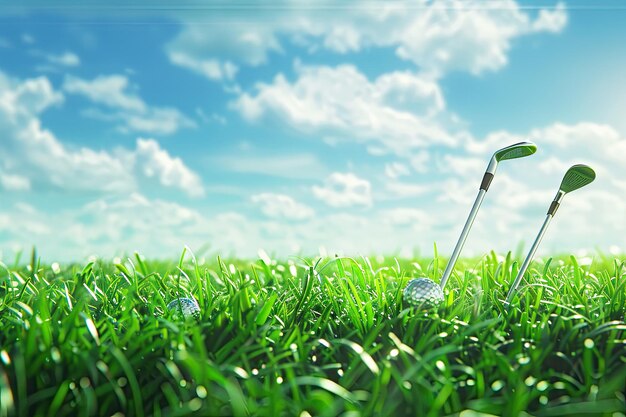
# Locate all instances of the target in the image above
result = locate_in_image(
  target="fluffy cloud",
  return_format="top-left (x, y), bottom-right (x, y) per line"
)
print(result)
top-left (135, 138), bottom-right (205, 197)
top-left (384, 181), bottom-right (430, 199)
top-left (0, 71), bottom-right (204, 197)
top-left (168, 51), bottom-right (238, 81)
top-left (210, 153), bottom-right (328, 180)
top-left (0, 194), bottom-right (439, 262)
top-left (47, 51), bottom-right (80, 67)
top-left (0, 171), bottom-right (30, 191)
top-left (385, 162), bottom-right (410, 179)
top-left (0, 195), bottom-right (209, 261)
top-left (381, 208), bottom-right (430, 227)
top-left (313, 172), bottom-right (372, 207)
top-left (232, 65), bottom-right (456, 154)
top-left (30, 50), bottom-right (81, 70)
top-left (63, 74), bottom-right (195, 135)
top-left (251, 193), bottom-right (314, 220)
top-left (64, 74), bottom-right (145, 111)
top-left (167, 0), bottom-right (566, 80)
top-left (0, 74), bottom-right (64, 115)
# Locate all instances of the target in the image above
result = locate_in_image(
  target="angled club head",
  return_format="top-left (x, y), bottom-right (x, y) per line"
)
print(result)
top-left (484, 141), bottom-right (537, 178)
top-left (494, 141), bottom-right (538, 162)
top-left (559, 164), bottom-right (596, 193)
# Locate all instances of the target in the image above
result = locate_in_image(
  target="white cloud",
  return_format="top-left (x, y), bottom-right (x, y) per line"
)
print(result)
top-left (0, 171), bottom-right (30, 191)
top-left (168, 52), bottom-right (238, 81)
top-left (0, 71), bottom-right (204, 197)
top-left (0, 194), bottom-right (209, 261)
top-left (135, 138), bottom-right (205, 197)
top-left (232, 64), bottom-right (456, 154)
top-left (167, 0), bottom-right (567, 80)
top-left (313, 172), bottom-right (372, 207)
top-left (21, 34), bottom-right (35, 44)
top-left (165, 20), bottom-right (281, 81)
top-left (64, 74), bottom-right (145, 111)
top-left (251, 193), bottom-right (314, 220)
top-left (0, 74), bottom-right (64, 116)
top-left (409, 151), bottom-right (431, 173)
top-left (385, 162), bottom-right (410, 179)
top-left (212, 153), bottom-right (328, 180)
top-left (384, 181), bottom-right (430, 198)
top-left (440, 155), bottom-right (485, 176)
top-left (394, 1), bottom-right (567, 75)
top-left (122, 108), bottom-right (196, 135)
top-left (533, 2), bottom-right (568, 32)
top-left (381, 208), bottom-right (430, 227)
top-left (49, 51), bottom-right (80, 66)
top-left (32, 50), bottom-right (81, 69)
top-left (63, 74), bottom-right (195, 135)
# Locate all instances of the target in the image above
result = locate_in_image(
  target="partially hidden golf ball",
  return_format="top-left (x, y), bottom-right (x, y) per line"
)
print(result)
top-left (167, 297), bottom-right (201, 320)
top-left (403, 278), bottom-right (444, 308)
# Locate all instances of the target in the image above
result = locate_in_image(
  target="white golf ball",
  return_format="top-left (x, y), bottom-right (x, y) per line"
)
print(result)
top-left (167, 297), bottom-right (201, 320)
top-left (403, 278), bottom-right (444, 308)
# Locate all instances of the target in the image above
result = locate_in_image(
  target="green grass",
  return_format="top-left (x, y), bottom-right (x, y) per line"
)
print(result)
top-left (1, 250), bottom-right (625, 416)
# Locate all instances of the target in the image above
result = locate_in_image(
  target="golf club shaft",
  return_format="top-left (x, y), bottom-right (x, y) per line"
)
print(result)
top-left (440, 189), bottom-right (487, 289)
top-left (505, 214), bottom-right (553, 304)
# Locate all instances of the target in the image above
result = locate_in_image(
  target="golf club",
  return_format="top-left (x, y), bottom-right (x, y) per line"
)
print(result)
top-left (403, 141), bottom-right (537, 308)
top-left (504, 164), bottom-right (596, 306)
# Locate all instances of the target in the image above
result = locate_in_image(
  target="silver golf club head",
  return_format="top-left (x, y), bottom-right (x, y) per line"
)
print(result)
top-left (505, 164), bottom-right (596, 306)
top-left (403, 141), bottom-right (537, 309)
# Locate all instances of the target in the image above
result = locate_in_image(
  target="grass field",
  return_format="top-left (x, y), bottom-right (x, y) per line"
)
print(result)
top-left (1, 249), bottom-right (625, 416)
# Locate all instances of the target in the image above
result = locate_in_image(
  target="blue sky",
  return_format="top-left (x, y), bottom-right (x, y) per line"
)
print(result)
top-left (0, 1), bottom-right (625, 262)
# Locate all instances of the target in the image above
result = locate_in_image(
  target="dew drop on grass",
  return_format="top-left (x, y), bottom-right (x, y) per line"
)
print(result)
top-left (491, 380), bottom-right (504, 392)
top-left (96, 361), bottom-right (107, 373)
top-left (252, 369), bottom-right (259, 375)
top-left (234, 367), bottom-right (249, 379)
top-left (318, 339), bottom-right (330, 348)
top-left (290, 343), bottom-right (298, 351)
top-left (337, 369), bottom-right (344, 377)
top-left (389, 349), bottom-right (399, 358)
top-left (188, 398), bottom-right (202, 411)
top-left (537, 381), bottom-right (549, 391)
top-left (403, 381), bottom-right (412, 390)
top-left (196, 385), bottom-right (207, 399)
top-left (276, 376), bottom-right (283, 384)
top-left (0, 350), bottom-right (10, 365)
top-left (80, 377), bottom-right (91, 388)
top-left (554, 381), bottom-right (566, 389)
top-left (435, 361), bottom-right (445, 371)
top-left (540, 395), bottom-right (548, 405)
top-left (51, 348), bottom-right (61, 363)
top-left (584, 338), bottom-right (595, 349)
top-left (525, 376), bottom-right (537, 386)
top-left (518, 356), bottom-right (530, 365)
top-left (117, 377), bottom-right (127, 388)
top-left (180, 380), bottom-right (187, 388)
